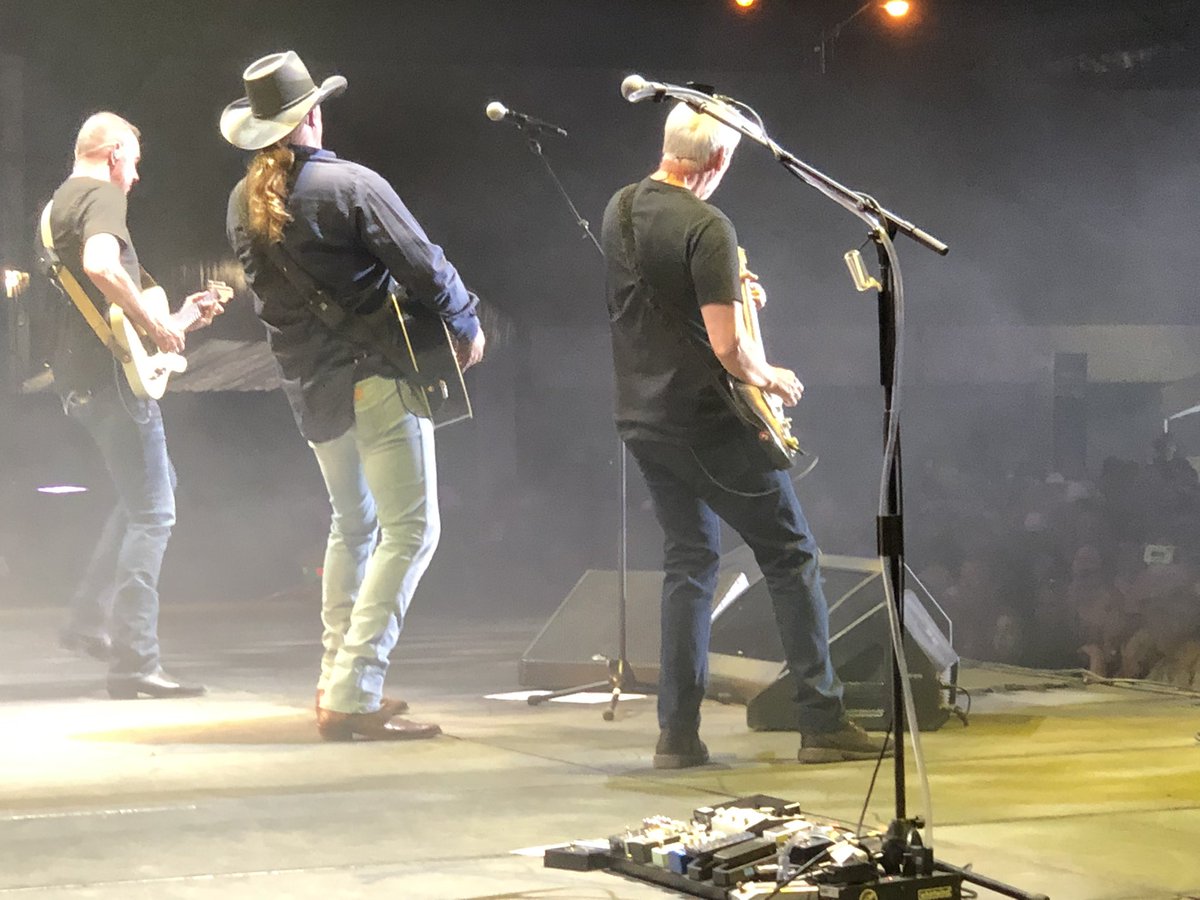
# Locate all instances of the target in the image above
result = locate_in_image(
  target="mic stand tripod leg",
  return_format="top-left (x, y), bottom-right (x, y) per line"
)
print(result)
top-left (527, 678), bottom-right (613, 707)
top-left (525, 656), bottom-right (637, 713)
top-left (602, 657), bottom-right (629, 722)
top-left (933, 861), bottom-right (1049, 900)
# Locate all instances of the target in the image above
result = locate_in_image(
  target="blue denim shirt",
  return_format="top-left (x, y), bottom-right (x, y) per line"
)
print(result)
top-left (227, 146), bottom-right (480, 443)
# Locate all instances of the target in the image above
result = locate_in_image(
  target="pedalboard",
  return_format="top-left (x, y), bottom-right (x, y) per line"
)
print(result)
top-left (544, 794), bottom-right (962, 900)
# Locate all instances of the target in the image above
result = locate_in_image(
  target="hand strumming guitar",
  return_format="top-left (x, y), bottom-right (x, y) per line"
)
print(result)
top-left (454, 328), bottom-right (486, 372)
top-left (149, 317), bottom-right (187, 354)
top-left (766, 366), bottom-right (804, 407)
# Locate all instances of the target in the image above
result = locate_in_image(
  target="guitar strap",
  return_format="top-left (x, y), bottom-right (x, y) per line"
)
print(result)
top-left (259, 238), bottom-right (423, 386)
top-left (615, 183), bottom-right (649, 298)
top-left (617, 182), bottom-right (796, 471)
top-left (615, 181), bottom-right (731, 391)
top-left (38, 201), bottom-right (132, 364)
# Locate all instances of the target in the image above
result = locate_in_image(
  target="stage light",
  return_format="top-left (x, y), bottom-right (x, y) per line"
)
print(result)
top-left (37, 485), bottom-right (89, 495)
top-left (3, 268), bottom-right (29, 299)
top-left (733, 0), bottom-right (758, 9)
top-left (817, 0), bottom-right (915, 73)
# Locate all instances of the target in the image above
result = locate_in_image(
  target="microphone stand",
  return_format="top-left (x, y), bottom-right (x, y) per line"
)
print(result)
top-left (633, 85), bottom-right (1045, 900)
top-left (503, 120), bottom-right (639, 723)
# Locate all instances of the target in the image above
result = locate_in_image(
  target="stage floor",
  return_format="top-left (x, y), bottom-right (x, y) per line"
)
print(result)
top-left (0, 590), bottom-right (1197, 899)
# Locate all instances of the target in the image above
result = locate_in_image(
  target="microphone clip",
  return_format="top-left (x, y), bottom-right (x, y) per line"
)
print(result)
top-left (510, 114), bottom-right (568, 138)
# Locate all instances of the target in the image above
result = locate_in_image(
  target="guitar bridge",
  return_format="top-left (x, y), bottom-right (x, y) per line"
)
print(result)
top-left (423, 378), bottom-right (449, 405)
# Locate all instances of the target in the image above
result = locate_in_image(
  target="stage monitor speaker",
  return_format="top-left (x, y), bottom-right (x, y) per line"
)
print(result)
top-left (707, 554), bottom-right (958, 732)
top-left (519, 568), bottom-right (749, 690)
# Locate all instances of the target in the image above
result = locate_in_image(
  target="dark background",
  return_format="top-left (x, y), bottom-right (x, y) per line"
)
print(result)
top-left (1, 1), bottom-right (1198, 623)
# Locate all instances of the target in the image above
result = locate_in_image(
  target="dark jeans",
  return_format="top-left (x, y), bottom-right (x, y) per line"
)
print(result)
top-left (627, 435), bottom-right (845, 735)
top-left (64, 385), bottom-right (176, 678)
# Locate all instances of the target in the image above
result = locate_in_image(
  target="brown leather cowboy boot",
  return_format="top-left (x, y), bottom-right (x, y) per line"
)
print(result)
top-left (316, 704), bottom-right (439, 742)
top-left (315, 689), bottom-right (408, 716)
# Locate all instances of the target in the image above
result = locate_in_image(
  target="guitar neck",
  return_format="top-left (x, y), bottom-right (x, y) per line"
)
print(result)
top-left (172, 304), bottom-right (204, 333)
top-left (166, 281), bottom-right (231, 334)
top-left (737, 247), bottom-right (764, 348)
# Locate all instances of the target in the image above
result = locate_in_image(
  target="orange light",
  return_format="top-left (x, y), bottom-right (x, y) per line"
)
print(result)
top-left (734, 0), bottom-right (758, 8)
top-left (883, 0), bottom-right (911, 17)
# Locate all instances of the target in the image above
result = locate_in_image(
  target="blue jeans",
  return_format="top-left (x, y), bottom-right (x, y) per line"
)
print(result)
top-left (308, 377), bottom-right (439, 714)
top-left (627, 436), bottom-right (845, 735)
top-left (65, 385), bottom-right (176, 678)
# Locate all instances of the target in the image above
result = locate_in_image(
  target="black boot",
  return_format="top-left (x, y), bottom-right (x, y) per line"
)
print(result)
top-left (653, 728), bottom-right (710, 769)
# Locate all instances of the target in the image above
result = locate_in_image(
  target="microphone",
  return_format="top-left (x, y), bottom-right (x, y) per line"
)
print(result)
top-left (485, 101), bottom-right (568, 137)
top-left (620, 74), bottom-right (670, 103)
top-left (620, 74), bottom-right (725, 108)
top-left (619, 75), bottom-right (765, 143)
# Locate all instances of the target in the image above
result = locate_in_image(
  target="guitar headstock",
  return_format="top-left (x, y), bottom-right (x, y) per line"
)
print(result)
top-left (206, 280), bottom-right (234, 303)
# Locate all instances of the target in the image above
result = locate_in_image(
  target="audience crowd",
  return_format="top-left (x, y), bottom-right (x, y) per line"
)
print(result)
top-left (910, 434), bottom-right (1200, 690)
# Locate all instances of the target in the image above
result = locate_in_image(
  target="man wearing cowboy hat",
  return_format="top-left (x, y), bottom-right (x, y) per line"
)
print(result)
top-left (222, 51), bottom-right (485, 741)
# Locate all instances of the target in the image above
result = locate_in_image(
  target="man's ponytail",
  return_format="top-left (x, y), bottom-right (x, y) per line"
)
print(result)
top-left (244, 143), bottom-right (295, 244)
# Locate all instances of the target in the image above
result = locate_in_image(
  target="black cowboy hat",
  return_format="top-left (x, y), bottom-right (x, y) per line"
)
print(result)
top-left (220, 51), bottom-right (346, 151)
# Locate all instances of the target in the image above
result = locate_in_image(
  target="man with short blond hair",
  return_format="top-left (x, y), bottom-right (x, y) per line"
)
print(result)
top-left (74, 112), bottom-right (141, 161)
top-left (600, 102), bottom-right (890, 767)
top-left (47, 111), bottom-right (216, 698)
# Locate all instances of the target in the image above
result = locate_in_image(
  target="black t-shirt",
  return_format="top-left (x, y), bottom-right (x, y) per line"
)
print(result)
top-left (47, 177), bottom-right (141, 394)
top-left (600, 177), bottom-right (742, 445)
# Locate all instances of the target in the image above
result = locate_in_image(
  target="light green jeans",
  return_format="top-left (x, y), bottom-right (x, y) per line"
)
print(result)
top-left (309, 376), bottom-right (439, 714)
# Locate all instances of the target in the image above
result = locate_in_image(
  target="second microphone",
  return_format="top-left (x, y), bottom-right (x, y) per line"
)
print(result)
top-left (485, 101), bottom-right (569, 137)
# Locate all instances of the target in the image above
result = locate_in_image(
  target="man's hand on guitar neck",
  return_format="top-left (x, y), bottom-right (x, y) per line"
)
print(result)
top-left (182, 289), bottom-right (226, 329)
top-left (741, 268), bottom-right (767, 310)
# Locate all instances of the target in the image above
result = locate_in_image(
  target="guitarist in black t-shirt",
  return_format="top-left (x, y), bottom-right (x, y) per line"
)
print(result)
top-left (600, 102), bottom-right (891, 767)
top-left (44, 112), bottom-right (220, 698)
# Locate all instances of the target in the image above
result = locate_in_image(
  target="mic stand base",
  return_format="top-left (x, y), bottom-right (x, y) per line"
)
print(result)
top-left (526, 659), bottom-right (642, 723)
top-left (876, 819), bottom-right (1046, 900)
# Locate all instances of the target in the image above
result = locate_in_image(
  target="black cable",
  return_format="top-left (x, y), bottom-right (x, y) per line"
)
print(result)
top-left (761, 844), bottom-right (833, 900)
top-left (954, 683), bottom-right (972, 718)
top-left (856, 721), bottom-right (894, 839)
top-left (758, 719), bottom-right (896, 900)
top-left (113, 355), bottom-right (150, 425)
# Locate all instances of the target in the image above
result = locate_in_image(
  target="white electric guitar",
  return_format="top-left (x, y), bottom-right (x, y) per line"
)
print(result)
top-left (109, 280), bottom-right (233, 400)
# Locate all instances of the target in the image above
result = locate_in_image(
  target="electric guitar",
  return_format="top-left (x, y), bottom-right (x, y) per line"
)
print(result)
top-left (723, 248), bottom-right (803, 469)
top-left (109, 280), bottom-right (233, 400)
